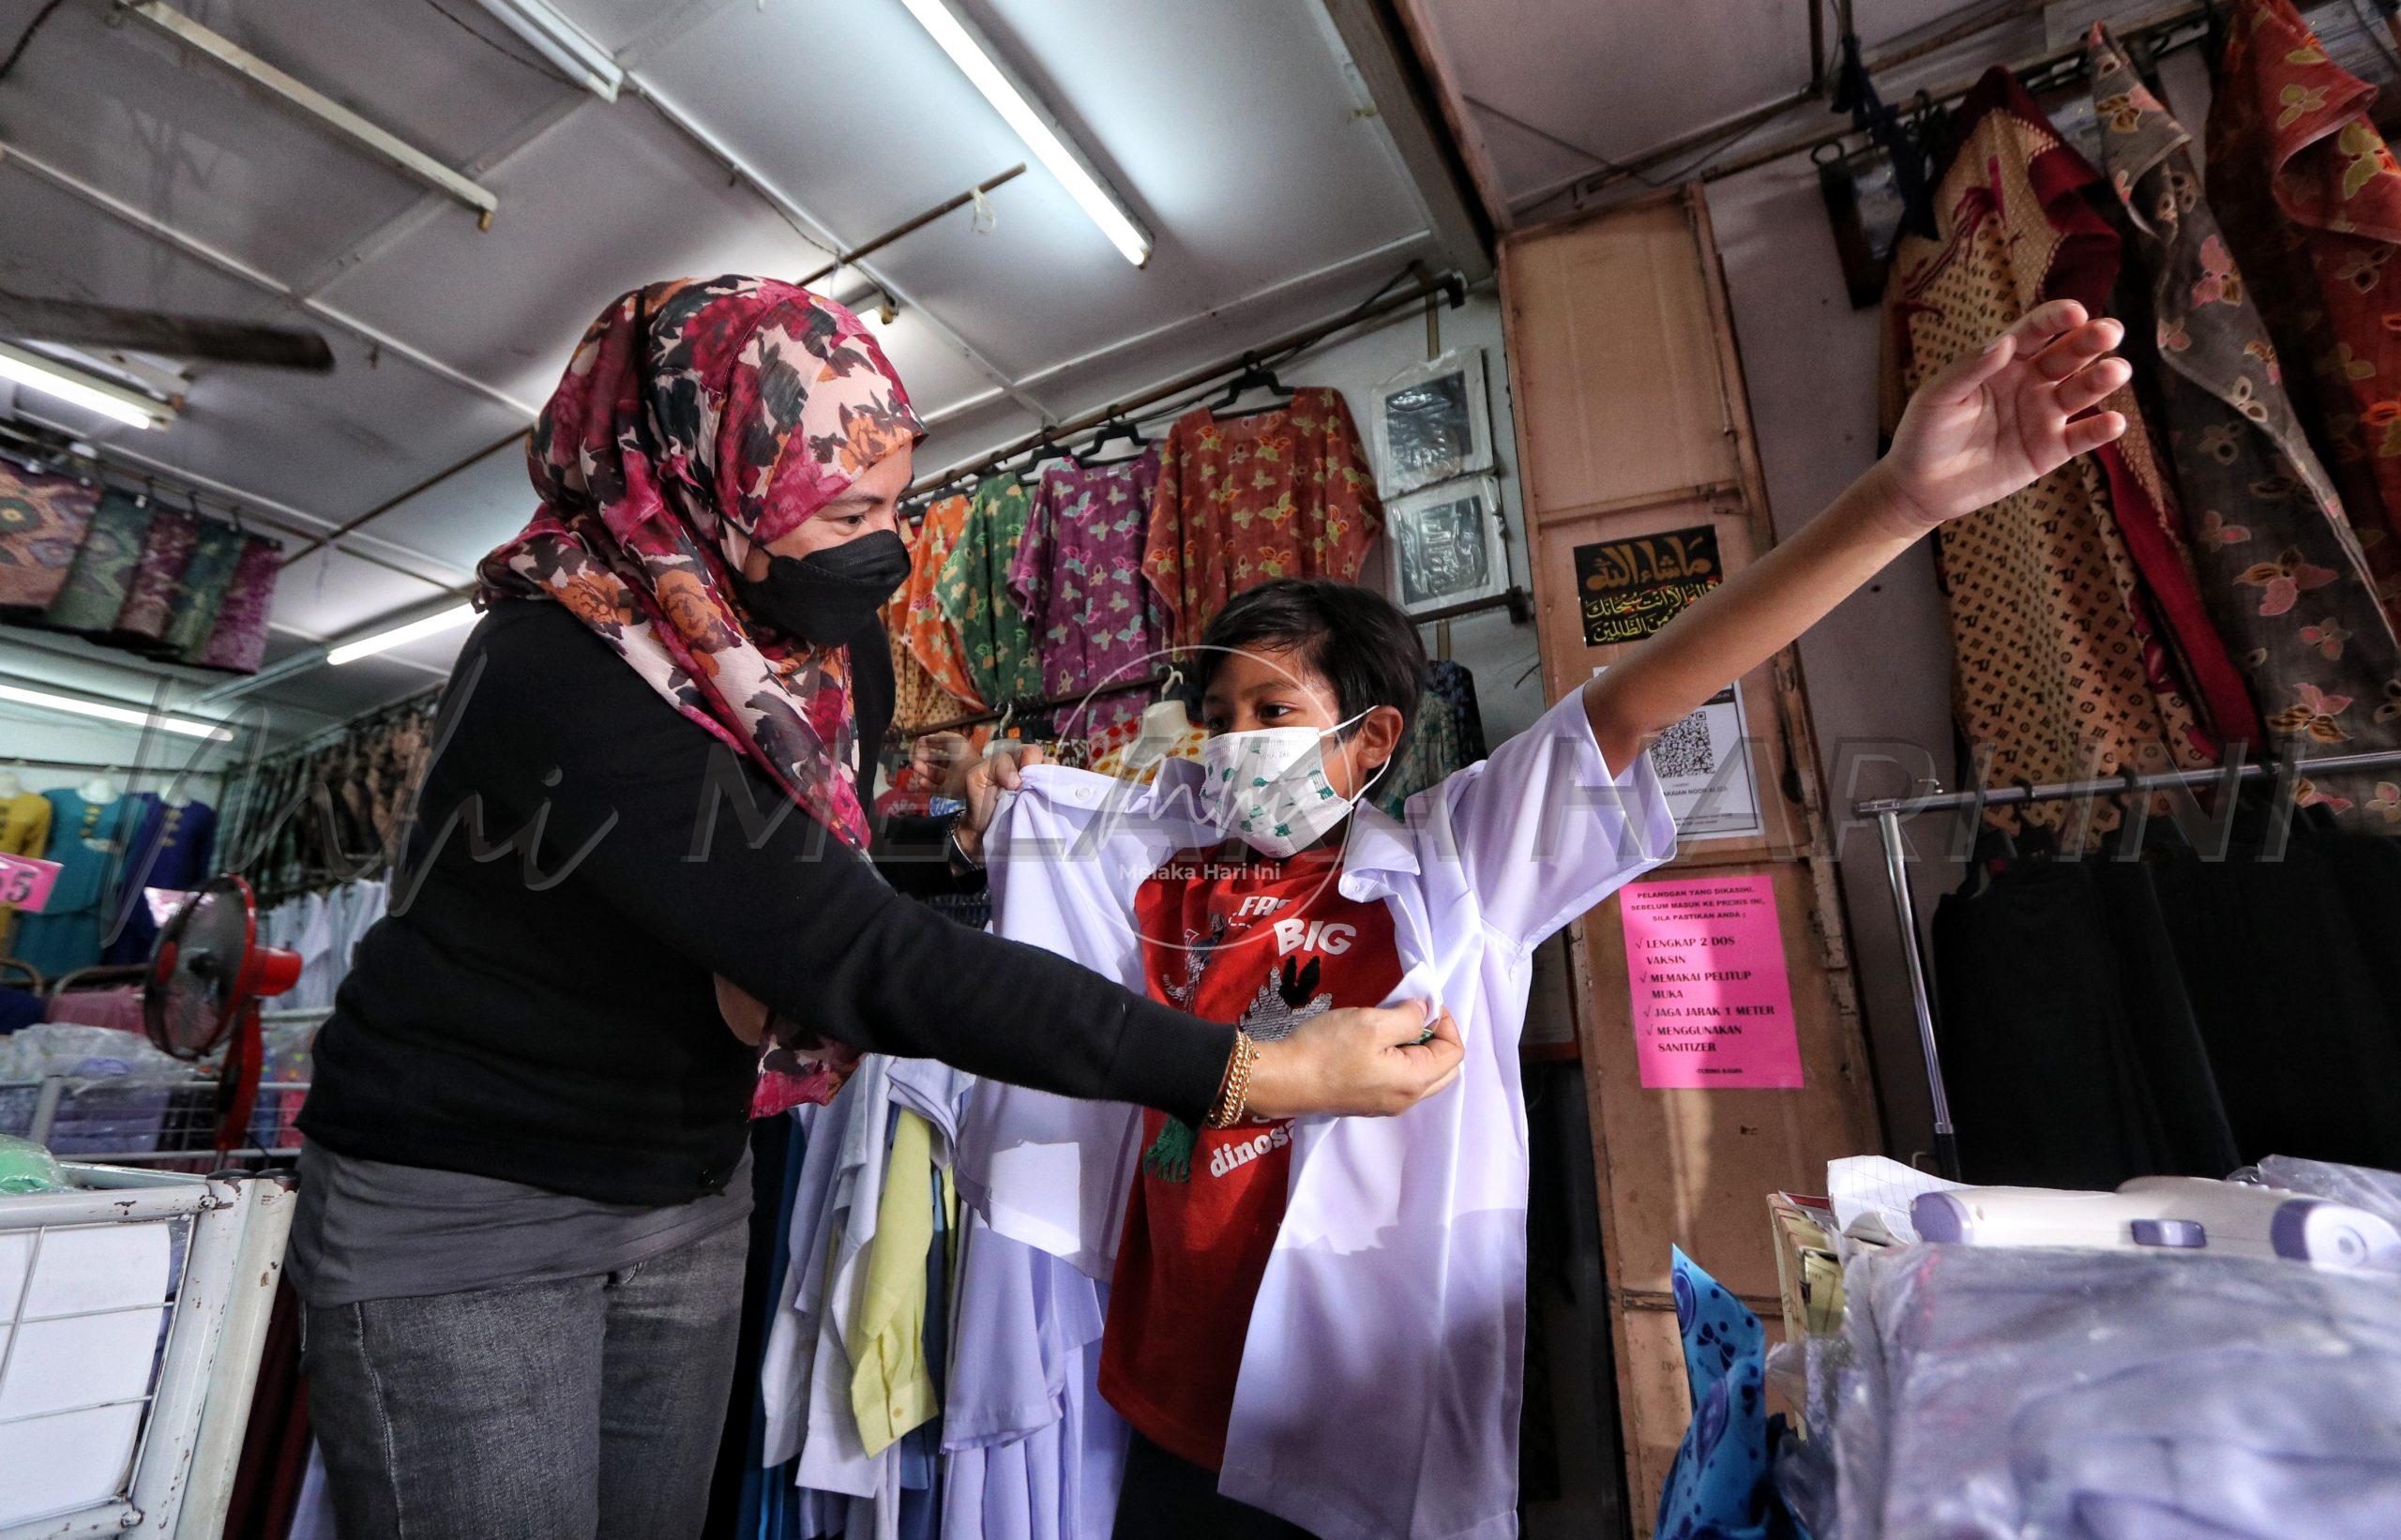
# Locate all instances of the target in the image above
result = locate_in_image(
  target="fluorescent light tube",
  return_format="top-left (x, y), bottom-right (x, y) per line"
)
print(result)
top-left (898, 0), bottom-right (1153, 267)
top-left (325, 604), bottom-right (477, 666)
top-left (473, 0), bottom-right (623, 100)
top-left (0, 682), bottom-right (231, 739)
top-left (0, 341), bottom-right (174, 430)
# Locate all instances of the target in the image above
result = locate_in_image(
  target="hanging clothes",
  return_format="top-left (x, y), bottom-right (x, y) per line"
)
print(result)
top-left (1140, 390), bottom-right (1383, 650)
top-left (0, 460), bottom-right (100, 620)
top-left (109, 506), bottom-right (200, 647)
top-left (10, 790), bottom-right (139, 978)
top-left (1884, 68), bottom-right (2227, 847)
top-left (196, 534), bottom-right (282, 675)
top-left (38, 488), bottom-right (153, 635)
top-left (1931, 845), bottom-right (2219, 1188)
top-left (898, 492), bottom-right (983, 712)
top-left (99, 793), bottom-right (219, 967)
top-left (2091, 27), bottom-right (2401, 828)
top-left (157, 517), bottom-right (248, 660)
top-left (1375, 660), bottom-right (1490, 816)
top-left (1006, 450), bottom-right (1165, 736)
top-left (2205, 0), bottom-right (2401, 618)
top-left (0, 790), bottom-right (52, 961)
top-left (938, 475), bottom-right (1045, 710)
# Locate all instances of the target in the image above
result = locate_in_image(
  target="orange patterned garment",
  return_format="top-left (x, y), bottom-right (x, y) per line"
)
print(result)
top-left (895, 491), bottom-right (982, 711)
top-left (1885, 70), bottom-right (2221, 845)
top-left (2205, 0), bottom-right (2401, 623)
top-left (1140, 388), bottom-right (1382, 649)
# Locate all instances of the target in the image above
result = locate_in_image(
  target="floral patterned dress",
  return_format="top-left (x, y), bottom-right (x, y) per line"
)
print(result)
top-left (1140, 389), bottom-right (1383, 649)
top-left (1007, 449), bottom-right (1164, 734)
top-left (1885, 69), bottom-right (2224, 847)
top-left (896, 491), bottom-right (982, 711)
top-left (2205, 0), bottom-right (2401, 622)
top-left (937, 473), bottom-right (1045, 707)
top-left (0, 461), bottom-right (99, 620)
top-left (2093, 26), bottom-right (2401, 829)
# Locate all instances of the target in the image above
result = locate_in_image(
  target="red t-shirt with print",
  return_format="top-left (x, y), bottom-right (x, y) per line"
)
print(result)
top-left (1098, 844), bottom-right (1404, 1471)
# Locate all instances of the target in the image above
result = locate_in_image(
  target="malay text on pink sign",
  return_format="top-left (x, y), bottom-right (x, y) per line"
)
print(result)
top-left (0, 852), bottom-right (62, 915)
top-left (1620, 874), bottom-right (1803, 1089)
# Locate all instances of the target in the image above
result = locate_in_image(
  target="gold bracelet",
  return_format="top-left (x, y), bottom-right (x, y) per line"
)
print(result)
top-left (1205, 1031), bottom-right (1259, 1128)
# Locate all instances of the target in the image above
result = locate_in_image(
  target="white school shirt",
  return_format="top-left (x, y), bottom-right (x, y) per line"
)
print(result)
top-left (955, 687), bottom-right (1677, 1540)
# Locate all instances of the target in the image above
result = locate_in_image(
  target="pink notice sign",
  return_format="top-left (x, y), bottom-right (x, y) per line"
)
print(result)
top-left (1620, 874), bottom-right (1803, 1089)
top-left (0, 852), bottom-right (61, 914)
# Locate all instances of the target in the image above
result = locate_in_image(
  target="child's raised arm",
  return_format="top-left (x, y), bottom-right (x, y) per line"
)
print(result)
top-left (1580, 299), bottom-right (2131, 771)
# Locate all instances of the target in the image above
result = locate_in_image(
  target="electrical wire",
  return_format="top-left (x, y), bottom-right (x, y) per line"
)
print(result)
top-left (418, 0), bottom-right (581, 88)
top-left (0, 0), bottom-right (67, 86)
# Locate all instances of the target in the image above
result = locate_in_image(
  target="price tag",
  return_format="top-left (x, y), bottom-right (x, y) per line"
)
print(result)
top-left (0, 852), bottom-right (62, 913)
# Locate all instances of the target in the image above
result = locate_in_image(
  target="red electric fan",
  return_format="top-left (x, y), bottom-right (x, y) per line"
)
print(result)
top-left (144, 876), bottom-right (304, 1155)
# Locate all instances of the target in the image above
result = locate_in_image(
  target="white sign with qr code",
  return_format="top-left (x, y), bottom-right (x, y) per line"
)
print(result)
top-left (1591, 669), bottom-right (1765, 841)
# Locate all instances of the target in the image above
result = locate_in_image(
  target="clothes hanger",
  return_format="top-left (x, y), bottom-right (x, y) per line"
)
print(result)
top-left (1080, 412), bottom-right (1152, 466)
top-left (1208, 353), bottom-right (1297, 421)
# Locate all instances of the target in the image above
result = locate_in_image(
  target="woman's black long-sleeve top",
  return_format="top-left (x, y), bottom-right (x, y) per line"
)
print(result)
top-left (299, 601), bottom-right (1229, 1205)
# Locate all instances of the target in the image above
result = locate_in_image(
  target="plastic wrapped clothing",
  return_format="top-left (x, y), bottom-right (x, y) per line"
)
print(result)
top-left (1832, 1243), bottom-right (2401, 1537)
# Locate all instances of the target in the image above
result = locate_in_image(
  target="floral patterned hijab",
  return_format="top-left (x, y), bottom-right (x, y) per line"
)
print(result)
top-left (479, 275), bottom-right (922, 848)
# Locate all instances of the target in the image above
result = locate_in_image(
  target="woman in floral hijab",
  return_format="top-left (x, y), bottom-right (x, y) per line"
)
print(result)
top-left (481, 273), bottom-right (921, 847)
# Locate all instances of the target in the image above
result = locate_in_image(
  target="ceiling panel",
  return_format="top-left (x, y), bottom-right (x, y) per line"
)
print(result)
top-left (310, 100), bottom-right (835, 411)
top-left (0, 0), bottom-right (527, 282)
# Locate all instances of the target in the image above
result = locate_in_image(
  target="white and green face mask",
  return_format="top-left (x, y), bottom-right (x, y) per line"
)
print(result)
top-left (1197, 710), bottom-right (1390, 859)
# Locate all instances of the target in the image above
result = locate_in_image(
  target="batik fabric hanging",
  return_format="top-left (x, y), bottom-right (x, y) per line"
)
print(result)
top-left (937, 474), bottom-right (1044, 708)
top-left (896, 491), bottom-right (982, 712)
top-left (196, 535), bottom-right (283, 675)
top-left (2205, 0), bottom-right (2401, 622)
top-left (1008, 449), bottom-right (1165, 735)
top-left (1884, 68), bottom-right (2227, 845)
top-left (39, 488), bottom-right (153, 634)
top-left (2092, 26), bottom-right (2401, 829)
top-left (110, 506), bottom-right (199, 646)
top-left (0, 460), bottom-right (99, 620)
top-left (1140, 389), bottom-right (1382, 649)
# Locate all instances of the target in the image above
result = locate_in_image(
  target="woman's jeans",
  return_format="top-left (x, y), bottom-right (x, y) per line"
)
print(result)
top-left (300, 1217), bottom-right (748, 1540)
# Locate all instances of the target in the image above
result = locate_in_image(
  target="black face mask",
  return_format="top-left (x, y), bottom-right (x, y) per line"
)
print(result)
top-left (734, 529), bottom-right (912, 647)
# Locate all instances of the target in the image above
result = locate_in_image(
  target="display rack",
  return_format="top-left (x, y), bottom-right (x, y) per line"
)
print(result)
top-left (1852, 746), bottom-right (2401, 1179)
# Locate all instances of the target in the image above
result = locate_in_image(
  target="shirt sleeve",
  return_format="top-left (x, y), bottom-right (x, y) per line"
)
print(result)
top-left (1420, 687), bottom-right (1679, 951)
top-left (465, 607), bottom-right (1235, 1125)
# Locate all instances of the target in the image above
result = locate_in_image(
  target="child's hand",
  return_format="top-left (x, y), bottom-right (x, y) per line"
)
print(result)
top-left (1876, 299), bottom-right (2133, 533)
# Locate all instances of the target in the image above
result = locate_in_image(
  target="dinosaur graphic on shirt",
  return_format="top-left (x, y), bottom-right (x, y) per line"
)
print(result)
top-left (1144, 948), bottom-right (1334, 1182)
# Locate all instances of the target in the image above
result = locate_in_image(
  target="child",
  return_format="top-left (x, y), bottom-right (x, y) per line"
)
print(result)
top-left (952, 300), bottom-right (2132, 1538)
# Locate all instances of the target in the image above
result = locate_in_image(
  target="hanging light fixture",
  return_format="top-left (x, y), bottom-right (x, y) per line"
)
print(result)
top-left (898, 0), bottom-right (1153, 267)
top-left (325, 604), bottom-right (478, 667)
top-left (472, 0), bottom-right (623, 100)
top-left (0, 681), bottom-right (231, 740)
top-left (0, 341), bottom-right (176, 430)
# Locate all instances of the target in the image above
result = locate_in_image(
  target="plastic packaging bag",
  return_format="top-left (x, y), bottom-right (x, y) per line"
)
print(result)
top-left (0, 1132), bottom-right (69, 1194)
top-left (1831, 1244), bottom-right (2401, 1537)
top-left (0, 1024), bottom-right (189, 1155)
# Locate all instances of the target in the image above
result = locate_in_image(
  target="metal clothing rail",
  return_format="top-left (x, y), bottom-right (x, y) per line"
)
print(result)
top-left (909, 268), bottom-right (1467, 499)
top-left (1856, 746), bottom-right (2401, 1179)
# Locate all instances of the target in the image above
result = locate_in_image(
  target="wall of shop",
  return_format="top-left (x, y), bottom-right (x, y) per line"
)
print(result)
top-left (1704, 52), bottom-right (2219, 1158)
